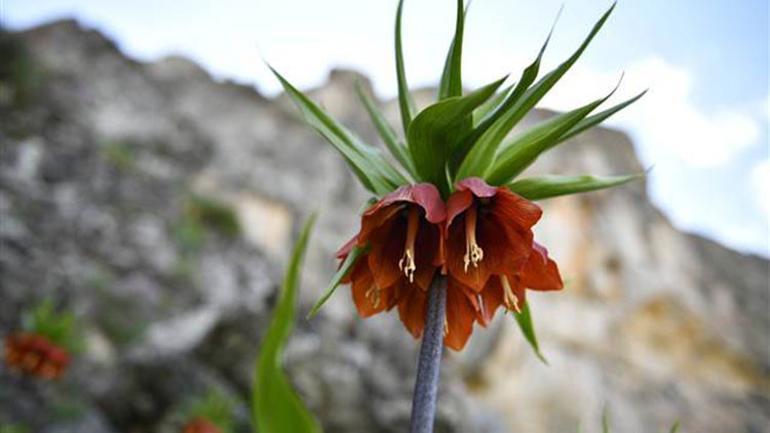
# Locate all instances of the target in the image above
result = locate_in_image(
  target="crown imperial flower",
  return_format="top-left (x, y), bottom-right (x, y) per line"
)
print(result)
top-left (283, 0), bottom-right (642, 355)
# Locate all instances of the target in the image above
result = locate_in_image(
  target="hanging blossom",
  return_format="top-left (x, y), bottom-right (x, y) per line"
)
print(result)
top-left (182, 417), bottom-right (223, 433)
top-left (4, 332), bottom-right (70, 379)
top-left (4, 301), bottom-right (77, 379)
top-left (277, 0), bottom-right (643, 353)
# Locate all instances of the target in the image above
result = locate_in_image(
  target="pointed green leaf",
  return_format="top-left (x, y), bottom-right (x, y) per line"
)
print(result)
top-left (307, 245), bottom-right (366, 318)
top-left (513, 302), bottom-right (547, 364)
top-left (355, 82), bottom-right (417, 178)
top-left (472, 83), bottom-right (512, 126)
top-left (602, 407), bottom-right (611, 433)
top-left (252, 215), bottom-right (321, 433)
top-left (559, 90), bottom-right (647, 143)
top-left (395, 0), bottom-right (416, 134)
top-left (456, 4), bottom-right (614, 180)
top-left (508, 173), bottom-right (642, 200)
top-left (668, 421), bottom-right (680, 433)
top-left (486, 79), bottom-right (622, 185)
top-left (438, 0), bottom-right (466, 100)
top-left (408, 76), bottom-right (507, 195)
top-left (270, 66), bottom-right (406, 195)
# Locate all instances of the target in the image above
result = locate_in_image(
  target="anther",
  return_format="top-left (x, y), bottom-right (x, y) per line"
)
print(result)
top-left (399, 207), bottom-right (420, 283)
top-left (463, 205), bottom-right (484, 272)
top-left (500, 275), bottom-right (521, 313)
top-left (365, 285), bottom-right (382, 308)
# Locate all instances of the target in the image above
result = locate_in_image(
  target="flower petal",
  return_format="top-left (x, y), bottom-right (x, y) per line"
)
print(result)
top-left (351, 260), bottom-right (398, 317)
top-left (456, 177), bottom-right (498, 198)
top-left (364, 183), bottom-right (446, 225)
top-left (445, 283), bottom-right (477, 350)
top-left (521, 242), bottom-right (563, 291)
top-left (367, 217), bottom-right (405, 290)
top-left (474, 277), bottom-right (504, 326)
top-left (396, 281), bottom-right (428, 339)
top-left (445, 210), bottom-right (515, 291)
top-left (489, 187), bottom-right (542, 231)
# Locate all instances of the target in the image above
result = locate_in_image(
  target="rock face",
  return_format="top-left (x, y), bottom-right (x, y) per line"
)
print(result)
top-left (1, 20), bottom-right (768, 433)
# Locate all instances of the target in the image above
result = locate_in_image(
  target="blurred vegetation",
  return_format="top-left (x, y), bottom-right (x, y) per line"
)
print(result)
top-left (173, 195), bottom-right (240, 254)
top-left (101, 139), bottom-right (136, 170)
top-left (183, 390), bottom-right (235, 433)
top-left (85, 270), bottom-right (148, 347)
top-left (23, 299), bottom-right (81, 353)
top-left (252, 215), bottom-right (321, 433)
top-left (0, 424), bottom-right (29, 433)
top-left (0, 30), bottom-right (44, 108)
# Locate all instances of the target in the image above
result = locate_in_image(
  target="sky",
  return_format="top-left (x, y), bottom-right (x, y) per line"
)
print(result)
top-left (3, 0), bottom-right (769, 257)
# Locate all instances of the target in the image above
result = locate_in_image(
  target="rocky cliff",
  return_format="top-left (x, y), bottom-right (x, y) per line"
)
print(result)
top-left (1, 20), bottom-right (768, 433)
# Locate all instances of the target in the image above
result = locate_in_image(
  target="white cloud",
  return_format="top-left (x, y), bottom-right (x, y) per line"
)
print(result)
top-left (537, 57), bottom-right (761, 167)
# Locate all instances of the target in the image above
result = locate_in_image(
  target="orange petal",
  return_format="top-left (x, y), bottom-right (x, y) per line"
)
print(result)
top-left (444, 283), bottom-right (477, 351)
top-left (396, 281), bottom-right (428, 339)
top-left (521, 242), bottom-right (563, 291)
top-left (367, 217), bottom-right (406, 290)
top-left (474, 277), bottom-right (505, 327)
top-left (351, 260), bottom-right (394, 317)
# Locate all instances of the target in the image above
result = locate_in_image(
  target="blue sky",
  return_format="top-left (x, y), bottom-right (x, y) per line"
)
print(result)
top-left (4, 0), bottom-right (769, 256)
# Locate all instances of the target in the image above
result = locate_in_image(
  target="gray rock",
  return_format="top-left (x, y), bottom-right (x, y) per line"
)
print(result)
top-left (0, 20), bottom-right (768, 433)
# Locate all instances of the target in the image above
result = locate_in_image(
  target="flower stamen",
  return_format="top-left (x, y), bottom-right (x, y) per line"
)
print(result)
top-left (365, 284), bottom-right (381, 308)
top-left (463, 205), bottom-right (484, 272)
top-left (398, 206), bottom-right (420, 283)
top-left (500, 275), bottom-right (521, 313)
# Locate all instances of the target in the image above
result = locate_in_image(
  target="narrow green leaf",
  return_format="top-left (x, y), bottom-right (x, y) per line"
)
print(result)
top-left (456, 4), bottom-right (614, 180)
top-left (355, 82), bottom-right (417, 178)
top-left (508, 173), bottom-right (642, 200)
top-left (602, 407), bottom-right (610, 433)
top-left (438, 0), bottom-right (466, 100)
top-left (307, 245), bottom-right (366, 318)
top-left (252, 215), bottom-right (321, 433)
top-left (270, 66), bottom-right (406, 195)
top-left (559, 90), bottom-right (647, 143)
top-left (513, 302), bottom-right (547, 364)
top-left (472, 83), bottom-right (512, 126)
top-left (395, 0), bottom-right (416, 134)
top-left (486, 78), bottom-right (622, 185)
top-left (408, 76), bottom-right (507, 195)
top-left (668, 421), bottom-right (680, 433)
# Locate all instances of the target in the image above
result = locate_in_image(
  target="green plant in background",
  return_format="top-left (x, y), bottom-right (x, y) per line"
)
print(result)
top-left (4, 300), bottom-right (79, 380)
top-left (0, 30), bottom-right (44, 108)
top-left (22, 300), bottom-right (81, 355)
top-left (0, 423), bottom-right (29, 433)
top-left (181, 390), bottom-right (235, 433)
top-left (251, 215), bottom-right (321, 433)
top-left (186, 195), bottom-right (240, 238)
top-left (173, 195), bottom-right (241, 255)
top-left (102, 139), bottom-right (137, 170)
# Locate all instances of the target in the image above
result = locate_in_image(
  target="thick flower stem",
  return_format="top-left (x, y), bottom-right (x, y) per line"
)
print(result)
top-left (408, 274), bottom-right (447, 433)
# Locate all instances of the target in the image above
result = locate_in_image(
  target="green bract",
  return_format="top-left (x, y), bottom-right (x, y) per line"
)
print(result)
top-left (270, 0), bottom-right (644, 200)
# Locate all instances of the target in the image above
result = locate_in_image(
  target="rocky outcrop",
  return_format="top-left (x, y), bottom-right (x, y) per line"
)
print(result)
top-left (1, 20), bottom-right (768, 433)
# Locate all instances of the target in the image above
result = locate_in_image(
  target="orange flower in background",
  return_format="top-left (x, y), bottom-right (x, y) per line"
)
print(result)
top-left (337, 183), bottom-right (445, 338)
top-left (182, 417), bottom-right (223, 433)
top-left (4, 332), bottom-right (70, 379)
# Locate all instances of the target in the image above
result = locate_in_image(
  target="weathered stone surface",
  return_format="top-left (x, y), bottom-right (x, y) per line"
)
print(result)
top-left (1, 20), bottom-right (768, 433)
